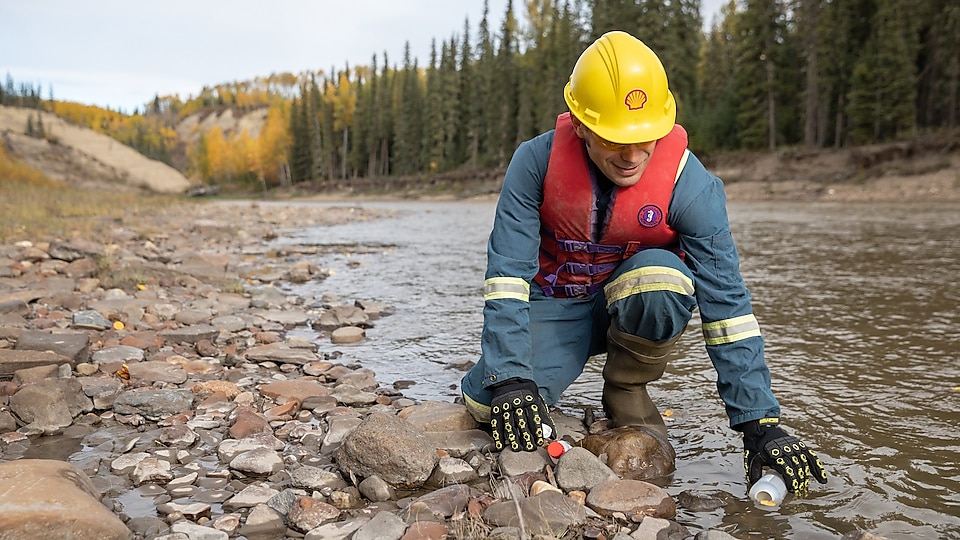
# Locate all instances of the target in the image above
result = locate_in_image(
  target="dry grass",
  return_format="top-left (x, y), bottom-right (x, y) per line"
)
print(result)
top-left (0, 145), bottom-right (178, 243)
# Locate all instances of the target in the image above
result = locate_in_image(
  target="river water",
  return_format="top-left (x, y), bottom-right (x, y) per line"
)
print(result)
top-left (275, 199), bottom-right (960, 539)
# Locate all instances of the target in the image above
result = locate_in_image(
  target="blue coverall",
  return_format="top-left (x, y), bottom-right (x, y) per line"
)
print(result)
top-left (460, 126), bottom-right (781, 429)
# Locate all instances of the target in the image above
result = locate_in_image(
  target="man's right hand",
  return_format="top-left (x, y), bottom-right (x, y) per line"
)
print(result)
top-left (489, 378), bottom-right (555, 452)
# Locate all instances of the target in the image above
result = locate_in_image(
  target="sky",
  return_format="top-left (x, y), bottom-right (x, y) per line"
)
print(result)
top-left (1, 1), bottom-right (725, 114)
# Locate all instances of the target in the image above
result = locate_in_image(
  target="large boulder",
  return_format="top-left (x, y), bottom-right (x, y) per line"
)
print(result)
top-left (335, 412), bottom-right (439, 489)
top-left (0, 459), bottom-right (130, 539)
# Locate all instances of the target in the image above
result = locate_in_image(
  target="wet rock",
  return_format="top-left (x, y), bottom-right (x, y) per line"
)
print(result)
top-left (71, 309), bottom-right (114, 330)
top-left (398, 401), bottom-right (478, 432)
top-left (92, 344), bottom-right (146, 364)
top-left (229, 447), bottom-right (285, 476)
top-left (409, 484), bottom-right (471, 519)
top-left (331, 326), bottom-right (365, 344)
top-left (315, 305), bottom-right (369, 330)
top-left (132, 457), bottom-right (174, 485)
top-left (498, 446), bottom-right (551, 477)
top-left (228, 406), bottom-right (271, 439)
top-left (677, 489), bottom-right (736, 512)
top-left (633, 516), bottom-right (690, 539)
top-left (159, 424), bottom-right (198, 447)
top-left (354, 510), bottom-right (406, 540)
top-left (577, 425), bottom-right (676, 481)
top-left (289, 464), bottom-right (349, 491)
top-left (287, 496), bottom-right (342, 532)
top-left (175, 308), bottom-right (216, 325)
top-left (11, 363), bottom-right (59, 385)
top-left (9, 377), bottom-right (93, 434)
top-left (259, 379), bottom-right (332, 402)
top-left (126, 360), bottom-right (188, 384)
top-left (335, 366), bottom-right (378, 389)
top-left (113, 388), bottom-right (194, 420)
top-left (15, 329), bottom-right (89, 362)
top-left (79, 376), bottom-right (126, 409)
top-left (331, 383), bottom-right (378, 406)
top-left (427, 456), bottom-right (479, 487)
top-left (48, 238), bottom-right (105, 261)
top-left (238, 503), bottom-right (286, 539)
top-left (260, 308), bottom-right (312, 327)
top-left (425, 429), bottom-right (494, 458)
top-left (223, 484), bottom-right (280, 511)
top-left (483, 490), bottom-right (587, 535)
top-left (336, 412), bottom-right (440, 489)
top-left (170, 521), bottom-right (228, 540)
top-left (304, 516), bottom-right (373, 540)
top-left (0, 348), bottom-right (72, 377)
top-left (159, 324), bottom-right (220, 345)
top-left (0, 459), bottom-right (130, 539)
top-left (586, 479), bottom-right (676, 519)
top-left (111, 452), bottom-right (151, 473)
top-left (322, 416), bottom-right (361, 453)
top-left (0, 299), bottom-right (29, 315)
top-left (0, 410), bottom-right (16, 432)
top-left (402, 521), bottom-right (449, 539)
top-left (358, 475), bottom-right (396, 502)
top-left (554, 447), bottom-right (619, 492)
top-left (355, 299), bottom-right (391, 319)
top-left (244, 344), bottom-right (319, 365)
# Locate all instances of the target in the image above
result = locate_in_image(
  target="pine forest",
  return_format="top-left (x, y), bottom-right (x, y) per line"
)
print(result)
top-left (2, 0), bottom-right (958, 191)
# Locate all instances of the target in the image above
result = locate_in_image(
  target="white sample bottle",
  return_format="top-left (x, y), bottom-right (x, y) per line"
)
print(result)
top-left (749, 472), bottom-right (787, 507)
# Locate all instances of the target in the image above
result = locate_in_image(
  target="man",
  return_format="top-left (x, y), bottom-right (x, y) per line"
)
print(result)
top-left (460, 30), bottom-right (827, 494)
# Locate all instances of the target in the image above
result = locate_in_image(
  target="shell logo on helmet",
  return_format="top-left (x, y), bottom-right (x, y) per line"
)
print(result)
top-left (625, 89), bottom-right (648, 111)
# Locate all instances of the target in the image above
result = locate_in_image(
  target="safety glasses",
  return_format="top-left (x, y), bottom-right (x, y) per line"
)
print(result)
top-left (588, 130), bottom-right (652, 152)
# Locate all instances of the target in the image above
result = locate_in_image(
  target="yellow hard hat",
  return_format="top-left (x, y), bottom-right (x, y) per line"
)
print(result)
top-left (564, 31), bottom-right (676, 144)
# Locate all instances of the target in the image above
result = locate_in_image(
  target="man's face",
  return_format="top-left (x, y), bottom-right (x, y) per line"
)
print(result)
top-left (573, 120), bottom-right (657, 187)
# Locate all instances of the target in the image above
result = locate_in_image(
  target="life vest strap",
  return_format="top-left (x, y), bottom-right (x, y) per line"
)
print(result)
top-left (557, 239), bottom-right (625, 254)
top-left (562, 261), bottom-right (620, 276)
top-left (540, 282), bottom-right (606, 298)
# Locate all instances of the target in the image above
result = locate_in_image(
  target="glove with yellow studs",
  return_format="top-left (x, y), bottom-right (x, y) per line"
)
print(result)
top-left (488, 378), bottom-right (555, 452)
top-left (738, 417), bottom-right (828, 494)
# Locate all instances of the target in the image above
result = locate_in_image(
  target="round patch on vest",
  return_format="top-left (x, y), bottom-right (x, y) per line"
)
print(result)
top-left (638, 205), bottom-right (663, 228)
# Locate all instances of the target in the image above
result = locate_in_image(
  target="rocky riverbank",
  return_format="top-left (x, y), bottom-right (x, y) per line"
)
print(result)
top-left (0, 200), bottom-right (889, 540)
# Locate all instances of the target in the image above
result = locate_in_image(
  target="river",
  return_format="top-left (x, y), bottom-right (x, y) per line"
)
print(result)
top-left (275, 199), bottom-right (960, 539)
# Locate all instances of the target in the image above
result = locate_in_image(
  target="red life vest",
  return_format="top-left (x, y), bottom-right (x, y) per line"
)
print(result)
top-left (535, 112), bottom-right (688, 298)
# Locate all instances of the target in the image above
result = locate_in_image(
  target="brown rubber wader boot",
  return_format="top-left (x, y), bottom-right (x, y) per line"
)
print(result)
top-left (601, 324), bottom-right (684, 439)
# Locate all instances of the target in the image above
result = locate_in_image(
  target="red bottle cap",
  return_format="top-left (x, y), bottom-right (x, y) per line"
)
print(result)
top-left (547, 440), bottom-right (571, 459)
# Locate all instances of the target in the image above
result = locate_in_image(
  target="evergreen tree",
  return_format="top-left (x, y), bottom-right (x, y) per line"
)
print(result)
top-left (847, 0), bottom-right (922, 142)
top-left (917, 0), bottom-right (958, 130)
top-left (732, 0), bottom-right (791, 150)
top-left (439, 36), bottom-right (462, 169)
top-left (476, 1), bottom-right (500, 167)
top-left (693, 1), bottom-right (740, 152)
top-left (456, 18), bottom-right (478, 167)
top-left (819, 0), bottom-right (875, 146)
top-left (421, 40), bottom-right (446, 172)
top-left (350, 65), bottom-right (371, 177)
top-left (393, 43), bottom-right (424, 175)
top-left (287, 95), bottom-right (310, 182)
top-left (496, 0), bottom-right (521, 162)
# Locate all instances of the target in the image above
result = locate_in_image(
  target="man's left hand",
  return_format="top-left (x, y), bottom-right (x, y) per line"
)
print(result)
top-left (739, 418), bottom-right (827, 494)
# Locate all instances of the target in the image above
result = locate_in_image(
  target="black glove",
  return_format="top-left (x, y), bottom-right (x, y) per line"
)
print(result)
top-left (739, 418), bottom-right (827, 494)
top-left (489, 378), bottom-right (555, 452)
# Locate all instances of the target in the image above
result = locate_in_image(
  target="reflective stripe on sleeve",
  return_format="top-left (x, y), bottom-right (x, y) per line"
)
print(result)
top-left (462, 392), bottom-right (492, 423)
top-left (484, 277), bottom-right (530, 302)
top-left (702, 314), bottom-right (761, 345)
top-left (675, 149), bottom-right (690, 184)
top-left (604, 265), bottom-right (695, 308)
